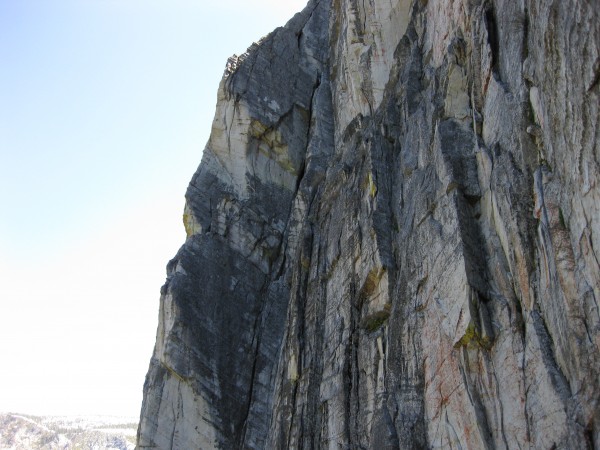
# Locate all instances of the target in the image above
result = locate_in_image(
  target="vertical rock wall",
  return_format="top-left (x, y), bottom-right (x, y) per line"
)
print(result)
top-left (138, 0), bottom-right (599, 448)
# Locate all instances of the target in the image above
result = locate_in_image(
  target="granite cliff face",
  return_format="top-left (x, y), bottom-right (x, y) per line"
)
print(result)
top-left (137, 0), bottom-right (600, 448)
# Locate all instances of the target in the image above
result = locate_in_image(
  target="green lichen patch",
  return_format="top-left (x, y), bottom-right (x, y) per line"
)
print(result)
top-left (446, 181), bottom-right (459, 194)
top-left (360, 305), bottom-right (391, 333)
top-left (453, 321), bottom-right (493, 350)
top-left (359, 267), bottom-right (386, 301)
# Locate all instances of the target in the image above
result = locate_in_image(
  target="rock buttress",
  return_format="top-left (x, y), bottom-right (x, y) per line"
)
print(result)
top-left (137, 1), bottom-right (332, 448)
top-left (138, 0), bottom-right (600, 448)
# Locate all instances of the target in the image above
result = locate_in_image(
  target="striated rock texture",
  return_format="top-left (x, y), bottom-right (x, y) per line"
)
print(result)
top-left (137, 0), bottom-right (600, 448)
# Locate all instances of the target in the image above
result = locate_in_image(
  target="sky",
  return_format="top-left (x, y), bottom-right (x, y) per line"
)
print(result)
top-left (0, 0), bottom-right (308, 418)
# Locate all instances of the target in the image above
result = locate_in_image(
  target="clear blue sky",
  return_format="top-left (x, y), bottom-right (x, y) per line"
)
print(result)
top-left (0, 0), bottom-right (307, 417)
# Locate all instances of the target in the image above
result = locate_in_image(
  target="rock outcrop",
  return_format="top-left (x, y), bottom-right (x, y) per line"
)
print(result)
top-left (137, 0), bottom-right (600, 448)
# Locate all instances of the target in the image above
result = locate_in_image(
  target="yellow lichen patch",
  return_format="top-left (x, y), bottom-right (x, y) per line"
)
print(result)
top-left (249, 119), bottom-right (270, 141)
top-left (249, 119), bottom-right (297, 175)
top-left (368, 172), bottom-right (377, 197)
top-left (183, 204), bottom-right (202, 238)
top-left (183, 213), bottom-right (192, 237)
top-left (362, 171), bottom-right (378, 198)
top-left (249, 119), bottom-right (285, 152)
top-left (301, 256), bottom-right (311, 270)
top-left (162, 362), bottom-right (186, 383)
top-left (370, 173), bottom-right (377, 197)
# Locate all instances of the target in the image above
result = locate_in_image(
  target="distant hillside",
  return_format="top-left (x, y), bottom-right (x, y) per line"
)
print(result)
top-left (0, 413), bottom-right (136, 450)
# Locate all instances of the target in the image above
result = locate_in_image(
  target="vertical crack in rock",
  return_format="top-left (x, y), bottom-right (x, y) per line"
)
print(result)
top-left (137, 0), bottom-right (600, 448)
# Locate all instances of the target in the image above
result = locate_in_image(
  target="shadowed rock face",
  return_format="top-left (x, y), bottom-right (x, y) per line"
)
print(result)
top-left (137, 0), bottom-right (600, 448)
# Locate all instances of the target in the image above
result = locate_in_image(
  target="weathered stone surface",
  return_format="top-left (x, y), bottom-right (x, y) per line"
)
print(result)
top-left (138, 0), bottom-right (600, 448)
